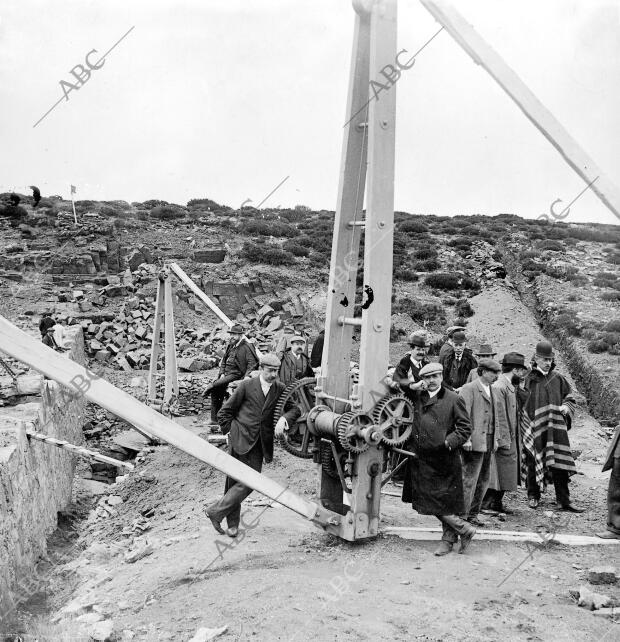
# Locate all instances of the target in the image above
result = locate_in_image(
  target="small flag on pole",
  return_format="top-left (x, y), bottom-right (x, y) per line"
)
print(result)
top-left (70, 185), bottom-right (76, 194)
top-left (70, 185), bottom-right (78, 225)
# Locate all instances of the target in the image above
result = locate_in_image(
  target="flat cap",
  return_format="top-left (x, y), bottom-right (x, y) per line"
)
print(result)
top-left (478, 358), bottom-right (501, 373)
top-left (289, 335), bottom-right (306, 344)
top-left (447, 325), bottom-right (466, 337)
top-left (501, 352), bottom-right (525, 367)
top-left (419, 362), bottom-right (443, 377)
top-left (229, 324), bottom-right (244, 334)
top-left (259, 352), bottom-right (281, 368)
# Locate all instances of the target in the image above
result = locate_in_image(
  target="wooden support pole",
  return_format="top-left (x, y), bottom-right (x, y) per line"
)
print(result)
top-left (420, 0), bottom-right (620, 221)
top-left (163, 276), bottom-right (178, 403)
top-left (0, 315), bottom-right (335, 528)
top-left (148, 278), bottom-right (165, 402)
top-left (168, 262), bottom-right (233, 328)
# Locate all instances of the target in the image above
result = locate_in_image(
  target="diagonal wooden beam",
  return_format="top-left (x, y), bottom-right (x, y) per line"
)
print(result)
top-left (421, 0), bottom-right (620, 221)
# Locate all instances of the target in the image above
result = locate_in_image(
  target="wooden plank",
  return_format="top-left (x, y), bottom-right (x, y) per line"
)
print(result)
top-left (0, 315), bottom-right (321, 523)
top-left (148, 279), bottom-right (164, 402)
top-left (384, 526), bottom-right (620, 545)
top-left (163, 277), bottom-right (178, 403)
top-left (319, 5), bottom-right (369, 412)
top-left (420, 0), bottom-right (620, 221)
top-left (168, 262), bottom-right (233, 328)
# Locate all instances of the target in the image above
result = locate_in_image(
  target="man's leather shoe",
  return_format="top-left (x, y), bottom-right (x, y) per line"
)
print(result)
top-left (226, 527), bottom-right (239, 538)
top-left (528, 498), bottom-right (539, 509)
top-left (596, 530), bottom-right (620, 539)
top-left (560, 503), bottom-right (585, 513)
top-left (468, 516), bottom-right (486, 527)
top-left (434, 540), bottom-right (453, 556)
top-left (204, 508), bottom-right (225, 535)
top-left (459, 527), bottom-right (476, 554)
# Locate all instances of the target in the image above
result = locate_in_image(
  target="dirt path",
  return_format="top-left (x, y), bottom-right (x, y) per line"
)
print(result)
top-left (9, 284), bottom-right (620, 641)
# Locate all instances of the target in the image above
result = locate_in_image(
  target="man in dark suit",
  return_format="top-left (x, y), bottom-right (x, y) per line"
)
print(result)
top-left (439, 330), bottom-right (478, 392)
top-left (205, 353), bottom-right (300, 538)
top-left (597, 424), bottom-right (620, 539)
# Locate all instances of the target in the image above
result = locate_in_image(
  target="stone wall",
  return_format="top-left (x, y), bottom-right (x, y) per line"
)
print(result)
top-left (0, 327), bottom-right (86, 622)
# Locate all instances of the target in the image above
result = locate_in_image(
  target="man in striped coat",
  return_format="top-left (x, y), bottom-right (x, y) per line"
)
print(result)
top-left (522, 341), bottom-right (584, 512)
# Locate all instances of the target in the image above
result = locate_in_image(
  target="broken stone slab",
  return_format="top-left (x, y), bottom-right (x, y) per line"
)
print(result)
top-left (577, 585), bottom-right (615, 610)
top-left (588, 567), bottom-right (618, 585)
top-left (193, 248), bottom-right (226, 263)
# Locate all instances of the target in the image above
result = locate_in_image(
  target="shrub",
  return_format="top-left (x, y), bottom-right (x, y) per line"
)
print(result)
top-left (395, 297), bottom-right (446, 324)
top-left (240, 242), bottom-right (295, 266)
top-left (601, 291), bottom-right (620, 301)
top-left (603, 320), bottom-right (620, 332)
top-left (545, 265), bottom-right (578, 280)
top-left (399, 269), bottom-right (419, 282)
top-left (99, 206), bottom-right (121, 217)
top-left (568, 227), bottom-right (616, 243)
top-left (587, 339), bottom-right (609, 353)
top-left (309, 252), bottom-right (325, 268)
top-left (399, 220), bottom-right (428, 234)
top-left (441, 226), bottom-right (460, 235)
top-left (555, 313), bottom-right (581, 336)
top-left (414, 246), bottom-right (438, 260)
top-left (536, 240), bottom-right (565, 252)
top-left (521, 250), bottom-right (541, 259)
top-left (455, 299), bottom-right (474, 318)
top-left (187, 198), bottom-right (224, 210)
top-left (606, 253), bottom-right (620, 265)
top-left (415, 259), bottom-right (441, 272)
top-left (447, 237), bottom-right (472, 249)
top-left (150, 205), bottom-right (186, 220)
top-left (141, 199), bottom-right (169, 209)
top-left (425, 273), bottom-right (459, 290)
top-left (240, 220), bottom-right (299, 238)
top-left (282, 240), bottom-right (310, 257)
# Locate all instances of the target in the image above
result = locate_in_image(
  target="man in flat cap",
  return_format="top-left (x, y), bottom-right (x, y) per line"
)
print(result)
top-left (466, 344), bottom-right (497, 383)
top-left (438, 325), bottom-right (467, 360)
top-left (402, 362), bottom-right (475, 556)
top-left (481, 352), bottom-right (529, 515)
top-left (278, 335), bottom-right (313, 386)
top-left (522, 341), bottom-right (583, 512)
top-left (203, 324), bottom-right (259, 428)
top-left (458, 359), bottom-right (501, 526)
top-left (205, 353), bottom-right (300, 537)
top-left (439, 330), bottom-right (478, 392)
top-left (597, 424), bottom-right (620, 539)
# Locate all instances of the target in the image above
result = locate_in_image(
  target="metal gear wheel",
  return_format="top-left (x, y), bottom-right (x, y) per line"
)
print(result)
top-left (337, 411), bottom-right (374, 453)
top-left (372, 394), bottom-right (414, 446)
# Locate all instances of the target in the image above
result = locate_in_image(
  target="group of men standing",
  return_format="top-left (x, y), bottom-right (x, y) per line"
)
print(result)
top-left (394, 328), bottom-right (586, 555)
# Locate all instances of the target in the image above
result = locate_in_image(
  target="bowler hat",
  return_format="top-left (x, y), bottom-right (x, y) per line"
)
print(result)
top-left (419, 362), bottom-right (443, 377)
top-left (501, 352), bottom-right (525, 367)
top-left (229, 324), bottom-right (244, 334)
top-left (408, 333), bottom-right (427, 348)
top-left (478, 358), bottom-right (501, 373)
top-left (451, 330), bottom-right (467, 343)
top-left (535, 340), bottom-right (554, 358)
top-left (259, 352), bottom-right (281, 368)
top-left (475, 343), bottom-right (496, 356)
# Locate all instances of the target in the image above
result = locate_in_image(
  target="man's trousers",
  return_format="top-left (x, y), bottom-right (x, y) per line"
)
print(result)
top-left (461, 440), bottom-right (493, 520)
top-left (525, 452), bottom-right (570, 507)
top-left (207, 441), bottom-right (263, 529)
top-left (208, 374), bottom-right (239, 422)
top-left (439, 514), bottom-right (474, 543)
top-left (606, 456), bottom-right (620, 535)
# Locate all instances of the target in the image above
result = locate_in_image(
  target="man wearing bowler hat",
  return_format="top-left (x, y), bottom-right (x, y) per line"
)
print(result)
top-left (205, 353), bottom-right (300, 537)
top-left (393, 332), bottom-right (431, 395)
top-left (439, 330), bottom-right (478, 392)
top-left (522, 341), bottom-right (584, 512)
top-left (402, 362), bottom-right (475, 556)
top-left (203, 324), bottom-right (259, 427)
top-left (438, 325), bottom-right (467, 360)
top-left (482, 352), bottom-right (529, 514)
top-left (458, 358), bottom-right (502, 526)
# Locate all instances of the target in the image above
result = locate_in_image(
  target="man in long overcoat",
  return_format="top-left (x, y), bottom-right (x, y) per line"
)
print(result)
top-left (205, 353), bottom-right (300, 537)
top-left (482, 352), bottom-right (529, 514)
top-left (203, 324), bottom-right (259, 426)
top-left (402, 362), bottom-right (475, 556)
top-left (458, 359), bottom-right (501, 526)
top-left (522, 341), bottom-right (583, 512)
top-left (597, 424), bottom-right (620, 539)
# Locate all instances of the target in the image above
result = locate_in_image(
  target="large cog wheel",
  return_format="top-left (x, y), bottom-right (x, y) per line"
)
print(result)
top-left (372, 394), bottom-right (414, 446)
top-left (273, 377), bottom-right (317, 458)
top-left (337, 411), bottom-right (373, 453)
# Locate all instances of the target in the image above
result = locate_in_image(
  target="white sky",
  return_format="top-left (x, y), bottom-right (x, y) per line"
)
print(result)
top-left (1, 0), bottom-right (619, 225)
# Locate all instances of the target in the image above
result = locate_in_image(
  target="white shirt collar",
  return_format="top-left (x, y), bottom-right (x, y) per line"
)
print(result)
top-left (259, 374), bottom-right (272, 395)
top-left (428, 387), bottom-right (440, 398)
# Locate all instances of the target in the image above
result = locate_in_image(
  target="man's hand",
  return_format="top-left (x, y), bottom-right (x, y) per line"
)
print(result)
top-left (409, 380), bottom-right (426, 391)
top-left (559, 404), bottom-right (569, 415)
top-left (462, 439), bottom-right (472, 452)
top-left (275, 417), bottom-right (288, 438)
